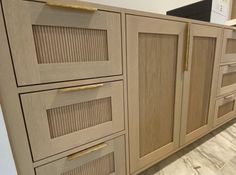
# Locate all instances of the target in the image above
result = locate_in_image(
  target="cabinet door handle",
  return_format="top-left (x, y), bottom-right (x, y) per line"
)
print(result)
top-left (224, 94), bottom-right (235, 100)
top-left (228, 64), bottom-right (236, 68)
top-left (185, 23), bottom-right (191, 71)
top-left (46, 0), bottom-right (97, 12)
top-left (67, 143), bottom-right (108, 161)
top-left (59, 84), bottom-right (104, 93)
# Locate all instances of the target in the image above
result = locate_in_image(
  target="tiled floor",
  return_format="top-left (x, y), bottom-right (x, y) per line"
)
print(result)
top-left (140, 119), bottom-right (236, 175)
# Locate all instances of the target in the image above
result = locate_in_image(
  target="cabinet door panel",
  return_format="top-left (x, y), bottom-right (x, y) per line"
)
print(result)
top-left (127, 15), bottom-right (185, 173)
top-left (181, 24), bottom-right (222, 145)
top-left (139, 33), bottom-right (177, 157)
top-left (186, 36), bottom-right (216, 134)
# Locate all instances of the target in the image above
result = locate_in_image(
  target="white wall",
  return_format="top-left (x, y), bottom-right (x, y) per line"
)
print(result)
top-left (0, 105), bottom-right (17, 175)
top-left (81, 0), bottom-right (201, 14)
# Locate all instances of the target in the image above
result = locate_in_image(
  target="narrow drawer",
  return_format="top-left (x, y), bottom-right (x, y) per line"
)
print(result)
top-left (4, 0), bottom-right (122, 85)
top-left (20, 81), bottom-right (124, 161)
top-left (217, 64), bottom-right (236, 95)
top-left (221, 29), bottom-right (236, 63)
top-left (35, 136), bottom-right (126, 175)
top-left (214, 93), bottom-right (236, 126)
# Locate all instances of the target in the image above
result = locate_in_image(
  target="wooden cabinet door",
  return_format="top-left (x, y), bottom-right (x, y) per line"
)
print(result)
top-left (126, 15), bottom-right (185, 173)
top-left (180, 24), bottom-right (222, 145)
top-left (2, 0), bottom-right (122, 86)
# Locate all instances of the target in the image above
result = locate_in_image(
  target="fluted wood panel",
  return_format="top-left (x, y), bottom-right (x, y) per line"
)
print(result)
top-left (61, 153), bottom-right (115, 175)
top-left (217, 101), bottom-right (235, 118)
top-left (47, 97), bottom-right (112, 138)
top-left (32, 25), bottom-right (108, 64)
top-left (222, 72), bottom-right (236, 87)
top-left (187, 37), bottom-right (216, 134)
top-left (139, 33), bottom-right (177, 157)
top-left (226, 39), bottom-right (236, 54)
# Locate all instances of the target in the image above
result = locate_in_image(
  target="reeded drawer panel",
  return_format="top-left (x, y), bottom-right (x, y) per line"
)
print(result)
top-left (20, 81), bottom-right (124, 161)
top-left (214, 93), bottom-right (236, 126)
top-left (218, 64), bottom-right (236, 95)
top-left (4, 0), bottom-right (122, 85)
top-left (221, 29), bottom-right (236, 63)
top-left (35, 136), bottom-right (126, 175)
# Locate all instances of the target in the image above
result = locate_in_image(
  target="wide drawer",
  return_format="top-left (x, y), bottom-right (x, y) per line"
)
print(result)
top-left (217, 63), bottom-right (236, 95)
top-left (35, 136), bottom-right (126, 175)
top-left (20, 81), bottom-right (124, 161)
top-left (3, 0), bottom-right (122, 85)
top-left (221, 29), bottom-right (236, 63)
top-left (214, 93), bottom-right (236, 126)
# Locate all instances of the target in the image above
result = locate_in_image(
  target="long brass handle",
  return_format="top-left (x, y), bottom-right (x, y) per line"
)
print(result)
top-left (68, 143), bottom-right (108, 161)
top-left (224, 94), bottom-right (235, 100)
top-left (59, 84), bottom-right (104, 93)
top-left (228, 64), bottom-right (236, 68)
top-left (46, 0), bottom-right (97, 12)
top-left (185, 23), bottom-right (191, 71)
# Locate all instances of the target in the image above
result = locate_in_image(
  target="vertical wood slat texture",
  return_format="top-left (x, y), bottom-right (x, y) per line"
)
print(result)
top-left (187, 37), bottom-right (216, 134)
top-left (226, 39), bottom-right (236, 54)
top-left (47, 97), bottom-right (112, 138)
top-left (217, 101), bottom-right (235, 118)
top-left (138, 33), bottom-right (177, 157)
top-left (222, 72), bottom-right (236, 87)
top-left (61, 153), bottom-right (115, 175)
top-left (32, 25), bottom-right (108, 64)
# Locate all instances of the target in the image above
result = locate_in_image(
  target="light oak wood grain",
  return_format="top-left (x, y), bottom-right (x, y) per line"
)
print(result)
top-left (35, 136), bottom-right (126, 175)
top-left (21, 81), bottom-right (125, 161)
top-left (221, 29), bottom-right (236, 63)
top-left (3, 0), bottom-right (122, 85)
top-left (127, 15), bottom-right (185, 173)
top-left (0, 4), bottom-right (35, 175)
top-left (181, 24), bottom-right (223, 146)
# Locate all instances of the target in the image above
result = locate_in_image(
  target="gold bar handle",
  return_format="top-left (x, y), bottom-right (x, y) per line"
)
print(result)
top-left (224, 94), bottom-right (235, 100)
top-left (46, 0), bottom-right (97, 12)
top-left (59, 84), bottom-right (104, 93)
top-left (68, 143), bottom-right (108, 161)
top-left (185, 23), bottom-right (191, 71)
top-left (228, 64), bottom-right (236, 68)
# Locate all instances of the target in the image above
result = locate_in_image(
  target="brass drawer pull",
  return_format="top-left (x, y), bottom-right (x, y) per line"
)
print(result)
top-left (46, 0), bottom-right (97, 12)
top-left (59, 84), bottom-right (104, 93)
top-left (224, 94), bottom-right (235, 100)
top-left (228, 64), bottom-right (236, 68)
top-left (68, 143), bottom-right (108, 161)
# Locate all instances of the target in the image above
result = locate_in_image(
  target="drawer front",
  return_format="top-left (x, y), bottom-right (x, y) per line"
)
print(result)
top-left (21, 81), bottom-right (124, 161)
top-left (221, 29), bottom-right (236, 63)
top-left (35, 136), bottom-right (126, 175)
top-left (214, 94), bottom-right (236, 126)
top-left (218, 64), bottom-right (236, 95)
top-left (3, 0), bottom-right (122, 85)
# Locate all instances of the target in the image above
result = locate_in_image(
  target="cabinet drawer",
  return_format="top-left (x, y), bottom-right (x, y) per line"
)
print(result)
top-left (214, 94), bottom-right (236, 126)
top-left (218, 64), bottom-right (236, 95)
top-left (4, 0), bottom-right (122, 85)
top-left (20, 81), bottom-right (124, 161)
top-left (35, 136), bottom-right (126, 175)
top-left (221, 29), bottom-right (236, 63)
